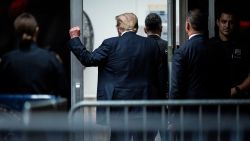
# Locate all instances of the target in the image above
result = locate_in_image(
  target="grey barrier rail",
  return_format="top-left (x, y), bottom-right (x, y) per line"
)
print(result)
top-left (68, 100), bottom-right (250, 141)
top-left (0, 95), bottom-right (68, 141)
top-left (0, 99), bottom-right (250, 141)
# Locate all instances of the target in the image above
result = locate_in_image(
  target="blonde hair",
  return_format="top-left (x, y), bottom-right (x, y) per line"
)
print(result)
top-left (115, 13), bottom-right (138, 32)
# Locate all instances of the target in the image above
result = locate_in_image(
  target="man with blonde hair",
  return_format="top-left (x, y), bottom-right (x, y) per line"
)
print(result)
top-left (115, 13), bottom-right (138, 35)
top-left (68, 12), bottom-right (165, 141)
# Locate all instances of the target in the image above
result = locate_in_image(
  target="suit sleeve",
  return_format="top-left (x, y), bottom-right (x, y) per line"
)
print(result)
top-left (170, 48), bottom-right (187, 99)
top-left (158, 48), bottom-right (169, 99)
top-left (68, 37), bottom-right (110, 66)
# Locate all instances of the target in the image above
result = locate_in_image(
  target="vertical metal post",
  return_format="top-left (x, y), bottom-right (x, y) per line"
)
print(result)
top-left (143, 106), bottom-right (147, 141)
top-left (199, 105), bottom-right (203, 141)
top-left (236, 105), bottom-right (240, 141)
top-left (217, 105), bottom-right (221, 141)
top-left (180, 106), bottom-right (184, 141)
top-left (161, 106), bottom-right (166, 141)
top-left (124, 106), bottom-right (129, 141)
top-left (178, 0), bottom-right (188, 45)
top-left (208, 0), bottom-right (215, 38)
top-left (167, 0), bottom-right (176, 60)
top-left (168, 0), bottom-right (188, 90)
top-left (167, 0), bottom-right (175, 91)
top-left (70, 0), bottom-right (84, 107)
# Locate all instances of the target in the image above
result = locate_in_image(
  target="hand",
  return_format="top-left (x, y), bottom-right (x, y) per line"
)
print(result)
top-left (69, 26), bottom-right (80, 39)
top-left (231, 87), bottom-right (237, 97)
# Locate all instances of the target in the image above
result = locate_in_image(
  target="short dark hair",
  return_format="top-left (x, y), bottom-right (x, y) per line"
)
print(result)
top-left (216, 7), bottom-right (236, 20)
top-left (187, 9), bottom-right (207, 32)
top-left (145, 13), bottom-right (162, 32)
top-left (14, 13), bottom-right (38, 37)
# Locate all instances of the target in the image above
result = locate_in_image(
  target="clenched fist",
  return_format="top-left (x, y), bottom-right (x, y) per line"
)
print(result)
top-left (69, 26), bottom-right (81, 39)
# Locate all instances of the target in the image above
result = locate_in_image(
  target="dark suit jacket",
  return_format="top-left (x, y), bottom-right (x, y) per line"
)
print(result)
top-left (169, 34), bottom-right (231, 133)
top-left (170, 34), bottom-right (230, 99)
top-left (0, 43), bottom-right (66, 97)
top-left (68, 32), bottom-right (164, 123)
top-left (148, 35), bottom-right (168, 98)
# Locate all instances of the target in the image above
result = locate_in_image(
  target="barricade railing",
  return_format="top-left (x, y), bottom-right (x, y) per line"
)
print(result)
top-left (68, 99), bottom-right (250, 141)
top-left (0, 94), bottom-right (68, 141)
top-left (0, 99), bottom-right (250, 141)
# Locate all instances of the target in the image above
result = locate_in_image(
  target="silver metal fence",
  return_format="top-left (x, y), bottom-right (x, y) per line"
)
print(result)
top-left (69, 100), bottom-right (250, 141)
top-left (0, 99), bottom-right (250, 141)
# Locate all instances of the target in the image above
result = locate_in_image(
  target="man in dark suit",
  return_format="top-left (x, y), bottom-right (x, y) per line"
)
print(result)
top-left (144, 12), bottom-right (168, 98)
top-left (144, 12), bottom-right (169, 141)
top-left (170, 9), bottom-right (230, 100)
top-left (68, 12), bottom-right (164, 141)
top-left (169, 9), bottom-right (230, 141)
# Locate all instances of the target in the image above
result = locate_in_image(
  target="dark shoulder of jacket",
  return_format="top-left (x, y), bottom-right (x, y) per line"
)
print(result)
top-left (48, 51), bottom-right (64, 64)
top-left (208, 36), bottom-right (221, 44)
top-left (102, 36), bottom-right (119, 48)
top-left (157, 38), bottom-right (168, 47)
top-left (0, 48), bottom-right (18, 59)
top-left (36, 45), bottom-right (63, 65)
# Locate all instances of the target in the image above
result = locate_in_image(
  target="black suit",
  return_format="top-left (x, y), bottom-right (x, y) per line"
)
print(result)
top-left (0, 43), bottom-right (66, 97)
top-left (148, 35), bottom-right (168, 97)
top-left (170, 34), bottom-right (230, 141)
top-left (147, 35), bottom-right (168, 140)
top-left (68, 31), bottom-right (164, 141)
top-left (170, 34), bottom-right (230, 99)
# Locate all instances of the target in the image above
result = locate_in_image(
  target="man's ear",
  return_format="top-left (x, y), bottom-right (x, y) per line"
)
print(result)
top-left (185, 21), bottom-right (190, 32)
top-left (144, 27), bottom-right (148, 34)
top-left (216, 19), bottom-right (220, 27)
top-left (35, 26), bottom-right (39, 33)
top-left (117, 27), bottom-right (123, 36)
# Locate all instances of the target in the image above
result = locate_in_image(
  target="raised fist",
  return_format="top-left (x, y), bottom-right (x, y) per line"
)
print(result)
top-left (69, 26), bottom-right (81, 39)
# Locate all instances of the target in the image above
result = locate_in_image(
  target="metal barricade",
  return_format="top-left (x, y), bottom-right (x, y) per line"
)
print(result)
top-left (0, 94), bottom-right (68, 141)
top-left (68, 100), bottom-right (250, 141)
top-left (0, 99), bottom-right (249, 141)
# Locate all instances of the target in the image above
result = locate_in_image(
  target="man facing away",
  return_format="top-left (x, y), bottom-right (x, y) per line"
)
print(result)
top-left (144, 12), bottom-right (169, 141)
top-left (170, 8), bottom-right (230, 100)
top-left (169, 9), bottom-right (230, 141)
top-left (0, 13), bottom-right (66, 98)
top-left (68, 12), bottom-right (165, 141)
top-left (144, 12), bottom-right (168, 98)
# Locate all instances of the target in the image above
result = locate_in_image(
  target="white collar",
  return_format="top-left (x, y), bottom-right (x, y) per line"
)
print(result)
top-left (189, 33), bottom-right (201, 39)
top-left (147, 33), bottom-right (161, 37)
top-left (121, 30), bottom-right (134, 36)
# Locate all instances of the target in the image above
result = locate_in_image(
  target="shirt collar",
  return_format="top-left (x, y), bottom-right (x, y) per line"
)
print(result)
top-left (189, 33), bottom-right (201, 39)
top-left (121, 30), bottom-right (135, 36)
top-left (148, 33), bottom-right (161, 37)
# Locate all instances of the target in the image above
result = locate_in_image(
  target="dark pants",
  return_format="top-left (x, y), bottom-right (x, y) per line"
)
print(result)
top-left (110, 108), bottom-right (163, 141)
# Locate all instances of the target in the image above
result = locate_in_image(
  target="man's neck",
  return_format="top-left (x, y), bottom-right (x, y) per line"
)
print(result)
top-left (147, 33), bottom-right (161, 37)
top-left (188, 30), bottom-right (202, 39)
top-left (219, 33), bottom-right (230, 42)
top-left (121, 30), bottom-right (135, 36)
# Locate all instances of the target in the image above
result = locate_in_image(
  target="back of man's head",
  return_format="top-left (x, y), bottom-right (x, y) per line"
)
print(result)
top-left (145, 13), bottom-right (162, 33)
top-left (115, 13), bottom-right (138, 33)
top-left (187, 9), bottom-right (207, 33)
top-left (14, 12), bottom-right (38, 42)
